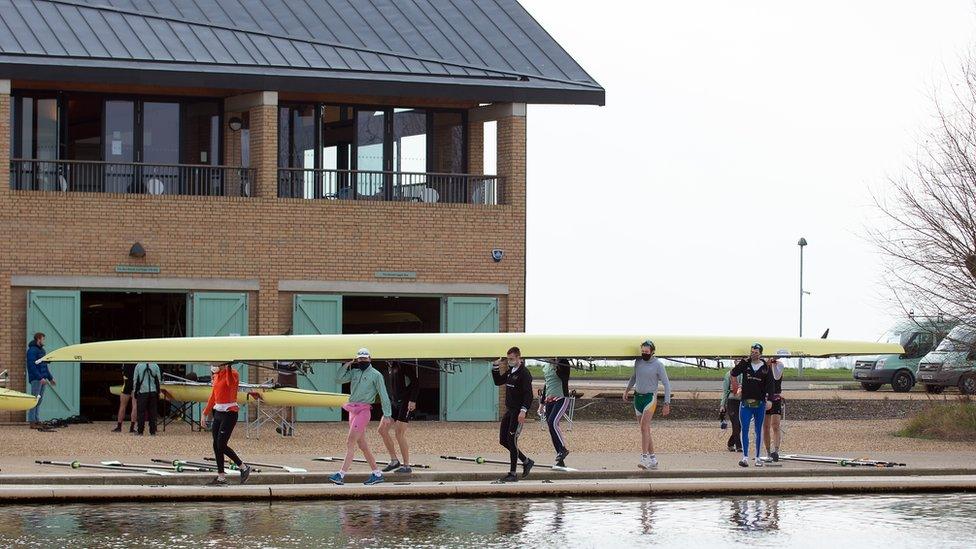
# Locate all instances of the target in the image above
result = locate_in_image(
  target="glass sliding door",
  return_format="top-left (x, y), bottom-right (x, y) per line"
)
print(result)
top-left (431, 111), bottom-right (467, 203)
top-left (10, 96), bottom-right (60, 190)
top-left (183, 101), bottom-right (221, 195)
top-left (277, 104), bottom-right (318, 197)
top-left (141, 101), bottom-right (180, 194)
top-left (322, 105), bottom-right (353, 198)
top-left (104, 100), bottom-right (135, 193)
top-left (393, 108), bottom-right (428, 201)
top-left (355, 109), bottom-right (387, 199)
top-left (65, 94), bottom-right (102, 191)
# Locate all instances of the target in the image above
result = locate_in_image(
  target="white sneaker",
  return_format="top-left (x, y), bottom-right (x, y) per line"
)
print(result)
top-left (754, 457), bottom-right (764, 468)
top-left (638, 454), bottom-right (649, 469)
top-left (738, 458), bottom-right (749, 467)
top-left (646, 456), bottom-right (659, 470)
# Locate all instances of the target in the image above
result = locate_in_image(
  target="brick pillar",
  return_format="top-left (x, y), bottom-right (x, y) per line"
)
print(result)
top-left (224, 92), bottom-right (277, 198)
top-left (0, 80), bottom-right (10, 195)
top-left (0, 273), bottom-right (10, 422)
top-left (249, 104), bottom-right (278, 198)
top-left (496, 107), bottom-right (526, 332)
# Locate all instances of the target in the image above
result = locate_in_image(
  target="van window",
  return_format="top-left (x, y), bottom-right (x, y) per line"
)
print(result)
top-left (900, 331), bottom-right (934, 359)
top-left (935, 326), bottom-right (976, 352)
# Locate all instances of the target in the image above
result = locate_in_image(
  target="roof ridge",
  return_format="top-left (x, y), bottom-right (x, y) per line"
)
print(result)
top-left (42, 0), bottom-right (602, 89)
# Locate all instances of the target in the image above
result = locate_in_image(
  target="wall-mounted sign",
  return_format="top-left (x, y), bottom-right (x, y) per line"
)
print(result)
top-left (115, 265), bottom-right (161, 274)
top-left (375, 271), bottom-right (417, 279)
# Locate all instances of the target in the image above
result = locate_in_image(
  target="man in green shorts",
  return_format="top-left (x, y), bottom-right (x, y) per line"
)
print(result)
top-left (623, 340), bottom-right (671, 469)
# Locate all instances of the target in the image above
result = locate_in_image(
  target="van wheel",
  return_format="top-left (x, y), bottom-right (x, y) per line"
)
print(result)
top-left (861, 383), bottom-right (882, 391)
top-left (959, 374), bottom-right (976, 395)
top-left (924, 384), bottom-right (945, 394)
top-left (891, 371), bottom-right (914, 393)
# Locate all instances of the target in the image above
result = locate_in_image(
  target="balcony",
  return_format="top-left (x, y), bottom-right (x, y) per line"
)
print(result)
top-left (278, 168), bottom-right (503, 205)
top-left (9, 159), bottom-right (253, 197)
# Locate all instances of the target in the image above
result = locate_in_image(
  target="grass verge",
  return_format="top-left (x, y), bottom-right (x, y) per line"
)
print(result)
top-left (897, 398), bottom-right (976, 441)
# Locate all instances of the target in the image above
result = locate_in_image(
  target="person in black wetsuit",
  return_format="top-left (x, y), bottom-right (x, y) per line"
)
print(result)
top-left (763, 357), bottom-right (786, 461)
top-left (729, 343), bottom-right (775, 467)
top-left (492, 346), bottom-right (535, 482)
top-left (112, 363), bottom-right (137, 433)
top-left (378, 361), bottom-right (421, 473)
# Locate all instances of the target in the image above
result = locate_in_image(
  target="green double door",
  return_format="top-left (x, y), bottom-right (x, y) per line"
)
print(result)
top-left (440, 297), bottom-right (499, 421)
top-left (26, 291), bottom-right (81, 421)
top-left (25, 290), bottom-right (249, 422)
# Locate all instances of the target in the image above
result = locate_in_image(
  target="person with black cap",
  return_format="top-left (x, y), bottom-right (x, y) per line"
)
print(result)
top-left (623, 340), bottom-right (671, 470)
top-left (729, 343), bottom-right (775, 467)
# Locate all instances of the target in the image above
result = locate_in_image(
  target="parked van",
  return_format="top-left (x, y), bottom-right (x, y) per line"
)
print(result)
top-left (916, 323), bottom-right (976, 395)
top-left (852, 317), bottom-right (953, 392)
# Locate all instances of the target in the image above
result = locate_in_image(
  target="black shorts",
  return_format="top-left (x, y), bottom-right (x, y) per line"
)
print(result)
top-left (768, 398), bottom-right (784, 416)
top-left (121, 379), bottom-right (134, 396)
top-left (392, 400), bottom-right (413, 423)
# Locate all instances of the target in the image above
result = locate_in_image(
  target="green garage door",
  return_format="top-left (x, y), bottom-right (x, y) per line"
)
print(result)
top-left (189, 292), bottom-right (249, 419)
top-left (292, 294), bottom-right (343, 422)
top-left (440, 297), bottom-right (499, 421)
top-left (26, 290), bottom-right (81, 421)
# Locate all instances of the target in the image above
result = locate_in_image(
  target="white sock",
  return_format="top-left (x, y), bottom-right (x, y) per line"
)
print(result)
top-left (373, 469), bottom-right (383, 476)
top-left (337, 470), bottom-right (346, 478)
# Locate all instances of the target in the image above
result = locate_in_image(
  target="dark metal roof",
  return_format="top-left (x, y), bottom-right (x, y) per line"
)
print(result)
top-left (0, 0), bottom-right (604, 105)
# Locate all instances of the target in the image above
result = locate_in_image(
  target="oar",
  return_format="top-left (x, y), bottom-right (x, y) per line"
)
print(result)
top-left (36, 460), bottom-right (172, 476)
top-left (100, 460), bottom-right (211, 473)
top-left (787, 453), bottom-right (906, 467)
top-left (777, 454), bottom-right (904, 468)
top-left (312, 456), bottom-right (430, 469)
top-left (202, 457), bottom-right (306, 473)
top-left (439, 455), bottom-right (577, 472)
top-left (154, 458), bottom-right (260, 473)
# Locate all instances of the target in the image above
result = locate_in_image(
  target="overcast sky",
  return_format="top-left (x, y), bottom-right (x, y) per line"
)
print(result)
top-left (520, 0), bottom-right (976, 342)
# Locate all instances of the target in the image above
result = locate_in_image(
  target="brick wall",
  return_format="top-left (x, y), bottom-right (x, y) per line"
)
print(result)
top-left (0, 87), bottom-right (528, 422)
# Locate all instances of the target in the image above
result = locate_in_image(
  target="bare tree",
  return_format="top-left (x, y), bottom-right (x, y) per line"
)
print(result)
top-left (872, 58), bottom-right (976, 326)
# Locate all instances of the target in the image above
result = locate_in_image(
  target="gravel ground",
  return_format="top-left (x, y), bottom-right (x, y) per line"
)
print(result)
top-left (1, 418), bottom-right (971, 461)
top-left (575, 398), bottom-right (944, 421)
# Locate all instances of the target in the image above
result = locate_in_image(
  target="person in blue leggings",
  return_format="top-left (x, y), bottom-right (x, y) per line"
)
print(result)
top-left (729, 343), bottom-right (775, 467)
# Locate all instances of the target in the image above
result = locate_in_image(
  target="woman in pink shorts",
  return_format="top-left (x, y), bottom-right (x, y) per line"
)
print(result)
top-left (329, 348), bottom-right (392, 486)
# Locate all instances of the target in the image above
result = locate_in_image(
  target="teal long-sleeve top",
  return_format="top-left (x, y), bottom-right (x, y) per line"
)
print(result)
top-left (337, 364), bottom-right (392, 417)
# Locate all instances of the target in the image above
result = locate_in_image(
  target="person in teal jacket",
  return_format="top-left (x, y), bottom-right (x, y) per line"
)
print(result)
top-left (329, 348), bottom-right (392, 486)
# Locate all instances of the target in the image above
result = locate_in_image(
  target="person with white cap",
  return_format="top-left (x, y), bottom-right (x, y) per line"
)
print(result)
top-left (329, 348), bottom-right (392, 486)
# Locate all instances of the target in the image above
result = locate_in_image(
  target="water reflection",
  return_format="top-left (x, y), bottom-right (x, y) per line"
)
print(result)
top-left (0, 493), bottom-right (973, 548)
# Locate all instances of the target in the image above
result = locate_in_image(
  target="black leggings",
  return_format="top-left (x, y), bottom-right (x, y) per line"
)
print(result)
top-left (211, 410), bottom-right (243, 474)
top-left (499, 409), bottom-right (528, 472)
top-left (726, 399), bottom-right (742, 450)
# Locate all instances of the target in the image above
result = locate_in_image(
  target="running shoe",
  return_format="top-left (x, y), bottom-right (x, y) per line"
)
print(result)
top-left (646, 456), bottom-right (659, 470)
top-left (239, 464), bottom-right (252, 485)
top-left (206, 477), bottom-right (227, 486)
top-left (328, 473), bottom-right (345, 486)
top-left (499, 472), bottom-right (519, 483)
top-left (556, 449), bottom-right (570, 463)
top-left (555, 459), bottom-right (566, 468)
top-left (754, 458), bottom-right (764, 468)
top-left (522, 458), bottom-right (535, 478)
top-left (395, 466), bottom-right (412, 474)
top-left (770, 451), bottom-right (780, 462)
top-left (382, 459), bottom-right (402, 473)
top-left (738, 458), bottom-right (749, 468)
top-left (111, 424), bottom-right (122, 433)
top-left (364, 473), bottom-right (385, 486)
top-left (638, 454), bottom-right (649, 469)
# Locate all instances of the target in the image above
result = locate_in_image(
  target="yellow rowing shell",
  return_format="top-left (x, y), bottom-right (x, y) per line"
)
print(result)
top-left (42, 333), bottom-right (903, 364)
top-left (0, 387), bottom-right (39, 411)
top-left (110, 383), bottom-right (348, 408)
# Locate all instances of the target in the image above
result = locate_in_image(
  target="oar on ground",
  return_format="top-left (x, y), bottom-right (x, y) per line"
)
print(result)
top-left (202, 457), bottom-right (306, 473)
top-left (312, 456), bottom-right (430, 469)
top-left (36, 460), bottom-right (173, 476)
top-left (153, 458), bottom-right (258, 473)
top-left (100, 460), bottom-right (211, 473)
top-left (439, 455), bottom-right (577, 472)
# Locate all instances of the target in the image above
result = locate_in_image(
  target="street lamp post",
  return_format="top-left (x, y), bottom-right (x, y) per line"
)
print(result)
top-left (798, 237), bottom-right (808, 377)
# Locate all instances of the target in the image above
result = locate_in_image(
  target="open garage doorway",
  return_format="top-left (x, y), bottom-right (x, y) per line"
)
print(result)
top-left (343, 296), bottom-right (441, 420)
top-left (80, 292), bottom-right (186, 420)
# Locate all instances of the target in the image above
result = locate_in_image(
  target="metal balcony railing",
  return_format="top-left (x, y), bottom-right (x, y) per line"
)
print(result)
top-left (10, 159), bottom-right (254, 197)
top-left (278, 168), bottom-right (502, 205)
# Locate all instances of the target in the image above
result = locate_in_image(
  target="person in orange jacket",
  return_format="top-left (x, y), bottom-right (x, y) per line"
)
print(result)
top-left (201, 364), bottom-right (252, 486)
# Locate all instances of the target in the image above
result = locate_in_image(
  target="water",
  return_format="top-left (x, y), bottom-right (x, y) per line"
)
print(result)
top-left (1, 493), bottom-right (974, 548)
